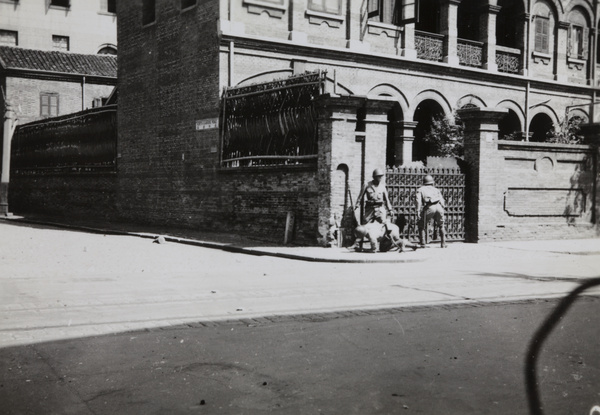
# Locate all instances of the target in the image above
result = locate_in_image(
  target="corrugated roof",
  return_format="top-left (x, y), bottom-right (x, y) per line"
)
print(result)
top-left (0, 46), bottom-right (117, 77)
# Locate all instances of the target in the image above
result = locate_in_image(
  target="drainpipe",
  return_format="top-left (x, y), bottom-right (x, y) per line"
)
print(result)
top-left (82, 76), bottom-right (86, 110)
top-left (1, 102), bottom-right (17, 216)
top-left (524, 80), bottom-right (530, 140)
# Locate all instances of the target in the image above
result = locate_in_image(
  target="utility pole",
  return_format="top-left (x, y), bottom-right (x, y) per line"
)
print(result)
top-left (1, 101), bottom-right (17, 216)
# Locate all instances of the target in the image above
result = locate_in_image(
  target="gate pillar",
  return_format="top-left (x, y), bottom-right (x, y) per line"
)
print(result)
top-left (397, 121), bottom-right (418, 166)
top-left (313, 95), bottom-right (393, 246)
top-left (580, 123), bottom-right (600, 228)
top-left (458, 107), bottom-right (507, 242)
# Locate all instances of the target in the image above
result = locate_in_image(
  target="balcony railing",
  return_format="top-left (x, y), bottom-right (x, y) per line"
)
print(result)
top-left (496, 45), bottom-right (521, 74)
top-left (415, 30), bottom-right (444, 62)
top-left (457, 38), bottom-right (483, 68)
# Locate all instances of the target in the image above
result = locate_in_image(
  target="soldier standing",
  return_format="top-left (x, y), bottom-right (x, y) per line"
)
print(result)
top-left (350, 168), bottom-right (393, 252)
top-left (354, 168), bottom-right (393, 225)
top-left (416, 174), bottom-right (448, 248)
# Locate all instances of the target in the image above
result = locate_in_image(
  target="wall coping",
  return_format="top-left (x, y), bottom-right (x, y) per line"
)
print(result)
top-left (497, 140), bottom-right (592, 153)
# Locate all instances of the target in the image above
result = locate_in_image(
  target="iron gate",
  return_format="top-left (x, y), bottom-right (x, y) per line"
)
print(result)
top-left (386, 166), bottom-right (466, 241)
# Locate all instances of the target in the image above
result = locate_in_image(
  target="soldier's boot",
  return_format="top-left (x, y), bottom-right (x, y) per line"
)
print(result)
top-left (418, 230), bottom-right (426, 248)
top-left (440, 229), bottom-right (448, 248)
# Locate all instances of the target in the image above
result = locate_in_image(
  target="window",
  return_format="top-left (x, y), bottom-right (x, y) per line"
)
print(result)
top-left (50, 0), bottom-right (70, 7)
top-left (567, 7), bottom-right (589, 61)
top-left (142, 0), bottom-right (155, 25)
top-left (308, 0), bottom-right (341, 15)
top-left (101, 0), bottom-right (116, 14)
top-left (52, 35), bottom-right (69, 51)
top-left (0, 30), bottom-right (18, 47)
top-left (368, 0), bottom-right (400, 25)
top-left (40, 93), bottom-right (59, 118)
top-left (98, 45), bottom-right (117, 55)
top-left (181, 0), bottom-right (196, 9)
top-left (92, 97), bottom-right (108, 108)
top-left (534, 16), bottom-right (549, 53)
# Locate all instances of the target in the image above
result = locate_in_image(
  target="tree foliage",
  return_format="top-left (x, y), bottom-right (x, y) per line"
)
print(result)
top-left (547, 116), bottom-right (584, 144)
top-left (421, 115), bottom-right (464, 158)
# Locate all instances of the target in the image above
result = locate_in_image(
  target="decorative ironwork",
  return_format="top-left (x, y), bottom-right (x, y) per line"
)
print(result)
top-left (457, 38), bottom-right (483, 68)
top-left (415, 30), bottom-right (444, 62)
top-left (12, 105), bottom-right (117, 175)
top-left (386, 166), bottom-right (465, 242)
top-left (496, 47), bottom-right (521, 73)
top-left (221, 71), bottom-right (325, 168)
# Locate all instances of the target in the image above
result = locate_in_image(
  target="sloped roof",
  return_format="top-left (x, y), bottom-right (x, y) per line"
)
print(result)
top-left (0, 46), bottom-right (117, 78)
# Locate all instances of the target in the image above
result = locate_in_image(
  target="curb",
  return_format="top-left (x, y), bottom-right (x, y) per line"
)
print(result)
top-left (2, 217), bottom-right (426, 263)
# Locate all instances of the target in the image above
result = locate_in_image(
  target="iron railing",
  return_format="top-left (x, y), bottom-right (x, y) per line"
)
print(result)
top-left (386, 166), bottom-right (465, 241)
top-left (11, 105), bottom-right (117, 175)
top-left (496, 46), bottom-right (521, 73)
top-left (458, 38), bottom-right (483, 68)
top-left (221, 71), bottom-right (325, 168)
top-left (415, 30), bottom-right (444, 62)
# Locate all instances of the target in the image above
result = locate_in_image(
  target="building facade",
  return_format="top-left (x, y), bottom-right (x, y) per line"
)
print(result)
top-left (110, 0), bottom-right (599, 244)
top-left (0, 0), bottom-right (117, 55)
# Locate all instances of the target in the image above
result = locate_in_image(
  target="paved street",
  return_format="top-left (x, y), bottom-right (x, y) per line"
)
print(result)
top-left (1, 220), bottom-right (600, 414)
top-left (1, 220), bottom-right (599, 348)
top-left (1, 297), bottom-right (599, 414)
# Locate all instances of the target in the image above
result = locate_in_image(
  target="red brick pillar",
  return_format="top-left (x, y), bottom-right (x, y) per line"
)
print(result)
top-left (314, 95), bottom-right (393, 246)
top-left (579, 123), bottom-right (600, 229)
top-left (458, 107), bottom-right (507, 242)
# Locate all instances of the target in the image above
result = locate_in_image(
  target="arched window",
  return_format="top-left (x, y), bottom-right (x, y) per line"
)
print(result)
top-left (457, 0), bottom-right (480, 41)
top-left (532, 1), bottom-right (555, 55)
top-left (98, 45), bottom-right (117, 55)
top-left (496, 0), bottom-right (524, 49)
top-left (567, 7), bottom-right (589, 60)
top-left (529, 113), bottom-right (554, 142)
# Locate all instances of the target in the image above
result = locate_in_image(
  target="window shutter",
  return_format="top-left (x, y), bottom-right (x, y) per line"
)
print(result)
top-left (541, 19), bottom-right (549, 53)
top-left (50, 95), bottom-right (58, 116)
top-left (567, 24), bottom-right (573, 57)
top-left (401, 0), bottom-right (418, 24)
top-left (582, 27), bottom-right (589, 60)
top-left (41, 95), bottom-right (48, 117)
top-left (534, 18), bottom-right (542, 52)
top-left (367, 0), bottom-right (380, 19)
top-left (324, 0), bottom-right (341, 14)
top-left (382, 0), bottom-right (394, 24)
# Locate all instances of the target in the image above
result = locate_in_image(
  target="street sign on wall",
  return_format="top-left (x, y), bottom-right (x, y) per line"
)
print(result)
top-left (195, 118), bottom-right (219, 131)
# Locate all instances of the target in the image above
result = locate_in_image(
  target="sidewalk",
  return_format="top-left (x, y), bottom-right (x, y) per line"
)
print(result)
top-left (1, 215), bottom-right (600, 349)
top-left (4, 213), bottom-right (600, 262)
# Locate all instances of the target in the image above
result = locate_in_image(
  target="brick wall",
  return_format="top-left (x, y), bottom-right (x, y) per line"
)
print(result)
top-left (461, 107), bottom-right (598, 242)
top-left (10, 173), bottom-right (118, 220)
top-left (115, 0), bottom-right (319, 244)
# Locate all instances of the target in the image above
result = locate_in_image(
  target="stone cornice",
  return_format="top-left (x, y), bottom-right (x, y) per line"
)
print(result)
top-left (220, 33), bottom-right (596, 95)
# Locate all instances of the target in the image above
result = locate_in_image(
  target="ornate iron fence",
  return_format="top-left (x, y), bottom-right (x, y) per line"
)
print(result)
top-left (221, 71), bottom-right (325, 168)
top-left (386, 166), bottom-right (465, 242)
top-left (11, 105), bottom-right (117, 175)
top-left (415, 30), bottom-right (444, 62)
top-left (496, 46), bottom-right (521, 74)
top-left (457, 38), bottom-right (483, 68)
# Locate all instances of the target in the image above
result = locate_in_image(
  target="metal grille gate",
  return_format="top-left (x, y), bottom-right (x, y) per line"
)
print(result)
top-left (386, 166), bottom-right (466, 242)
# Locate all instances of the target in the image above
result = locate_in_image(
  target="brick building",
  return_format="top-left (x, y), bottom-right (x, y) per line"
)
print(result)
top-left (0, 47), bottom-right (117, 181)
top-left (0, 0), bottom-right (117, 55)
top-left (9, 0), bottom-right (599, 244)
top-left (108, 0), bottom-right (599, 244)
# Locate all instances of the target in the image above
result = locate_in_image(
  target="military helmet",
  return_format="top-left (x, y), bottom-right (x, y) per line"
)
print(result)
top-left (423, 174), bottom-right (434, 185)
top-left (372, 168), bottom-right (384, 178)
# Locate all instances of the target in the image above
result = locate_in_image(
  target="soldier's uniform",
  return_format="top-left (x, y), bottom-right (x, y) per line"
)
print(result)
top-left (416, 175), bottom-right (447, 248)
top-left (351, 168), bottom-right (393, 252)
